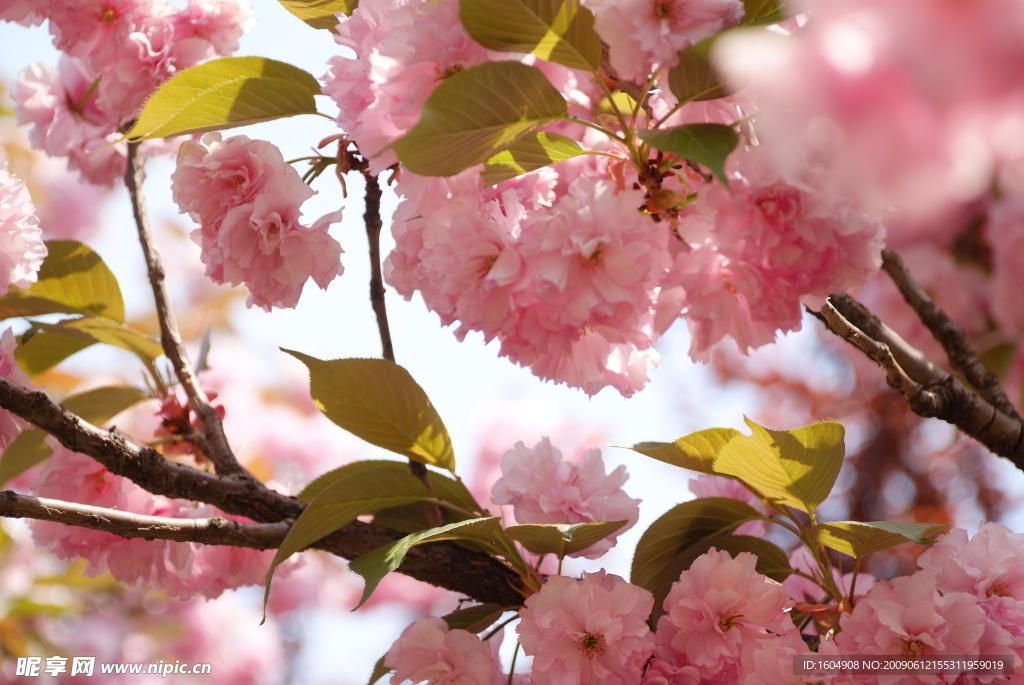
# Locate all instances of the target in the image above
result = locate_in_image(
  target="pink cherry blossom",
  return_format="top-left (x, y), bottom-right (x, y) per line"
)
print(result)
top-left (491, 438), bottom-right (640, 558)
top-left (0, 164), bottom-right (46, 294)
top-left (0, 0), bottom-right (43, 25)
top-left (517, 571), bottom-right (656, 685)
top-left (688, 474), bottom-right (769, 536)
top-left (836, 572), bottom-right (985, 668)
top-left (384, 617), bottom-right (503, 685)
top-left (171, 133), bottom-right (344, 310)
top-left (677, 145), bottom-right (885, 359)
top-left (657, 548), bottom-right (794, 678)
top-left (738, 630), bottom-right (812, 685)
top-left (323, 0), bottom-right (490, 174)
top-left (0, 328), bottom-right (37, 451)
top-left (582, 0), bottom-right (744, 82)
top-left (918, 524), bottom-right (1024, 601)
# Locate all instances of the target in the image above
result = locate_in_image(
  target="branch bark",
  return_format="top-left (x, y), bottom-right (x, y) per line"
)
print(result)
top-left (125, 142), bottom-right (243, 477)
top-left (0, 490), bottom-right (289, 549)
top-left (820, 295), bottom-right (1024, 468)
top-left (880, 248), bottom-right (1021, 420)
top-left (0, 377), bottom-right (525, 606)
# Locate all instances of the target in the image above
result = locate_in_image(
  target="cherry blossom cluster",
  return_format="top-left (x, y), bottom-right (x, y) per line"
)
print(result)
top-left (323, 0), bottom-right (888, 395)
top-left (3, 0), bottom-right (253, 186)
top-left (0, 164), bottom-right (46, 297)
top-left (171, 133), bottom-right (344, 310)
top-left (384, 522), bottom-right (1024, 685)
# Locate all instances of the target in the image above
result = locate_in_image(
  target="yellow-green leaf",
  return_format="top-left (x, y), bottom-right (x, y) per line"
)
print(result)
top-left (505, 521), bottom-right (626, 558)
top-left (807, 521), bottom-right (950, 559)
top-left (126, 57), bottom-right (322, 141)
top-left (16, 318), bottom-right (163, 376)
top-left (481, 131), bottom-right (584, 186)
top-left (668, 38), bottom-right (731, 104)
top-left (631, 497), bottom-right (766, 625)
top-left (635, 124), bottom-right (739, 185)
top-left (459, 0), bottom-right (601, 70)
top-left (713, 418), bottom-right (845, 515)
top-left (284, 351), bottom-right (455, 471)
top-left (263, 465), bottom-right (431, 616)
top-left (277, 0), bottom-right (356, 28)
top-left (348, 517), bottom-right (502, 609)
top-left (742, 0), bottom-right (788, 25)
top-left (441, 604), bottom-right (509, 633)
top-left (391, 61), bottom-right (567, 176)
top-left (0, 385), bottom-right (147, 487)
top-left (0, 241), bottom-right (124, 322)
top-left (627, 427), bottom-right (742, 473)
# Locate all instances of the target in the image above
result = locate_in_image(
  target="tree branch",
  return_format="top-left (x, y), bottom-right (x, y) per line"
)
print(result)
top-left (819, 295), bottom-right (1024, 468)
top-left (124, 142), bottom-right (243, 477)
top-left (0, 377), bottom-right (526, 606)
top-left (599, 42), bottom-right (652, 119)
top-left (880, 248), bottom-right (1021, 420)
top-left (0, 491), bottom-right (289, 549)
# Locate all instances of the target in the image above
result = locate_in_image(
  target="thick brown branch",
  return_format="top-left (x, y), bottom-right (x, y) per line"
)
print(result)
top-left (0, 491), bottom-right (289, 549)
top-left (0, 377), bottom-right (525, 605)
top-left (881, 248), bottom-right (1020, 420)
top-left (820, 296), bottom-right (1024, 468)
top-left (125, 142), bottom-right (243, 477)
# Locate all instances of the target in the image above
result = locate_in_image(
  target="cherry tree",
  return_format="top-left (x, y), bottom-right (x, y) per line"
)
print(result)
top-left (2, 0), bottom-right (1024, 683)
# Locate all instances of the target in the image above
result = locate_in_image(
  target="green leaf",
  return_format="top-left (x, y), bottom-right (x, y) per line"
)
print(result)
top-left (366, 656), bottom-right (389, 685)
top-left (807, 521), bottom-right (950, 559)
top-left (284, 351), bottom-right (456, 471)
top-left (635, 124), bottom-right (739, 185)
top-left (596, 92), bottom-right (638, 116)
top-left (297, 460), bottom-right (411, 502)
top-left (505, 521), bottom-right (626, 558)
top-left (459, 0), bottom-right (601, 70)
top-left (263, 465), bottom-right (431, 614)
top-left (278, 0), bottom-right (356, 28)
top-left (16, 318), bottom-right (163, 376)
top-left (391, 61), bottom-right (567, 176)
top-left (0, 386), bottom-right (147, 487)
top-left (125, 57), bottom-right (322, 141)
top-left (627, 427), bottom-right (742, 473)
top-left (348, 518), bottom-right (502, 609)
top-left (713, 418), bottom-right (845, 515)
top-left (0, 241), bottom-right (124, 322)
top-left (631, 497), bottom-right (765, 625)
top-left (372, 471), bottom-right (483, 535)
top-left (441, 603), bottom-right (509, 633)
top-left (668, 38), bottom-right (731, 104)
top-left (741, 0), bottom-right (788, 25)
top-left (481, 131), bottom-right (584, 186)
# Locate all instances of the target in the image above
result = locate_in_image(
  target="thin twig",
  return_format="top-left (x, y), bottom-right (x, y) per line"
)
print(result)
top-left (881, 248), bottom-right (1021, 420)
top-left (124, 142), bottom-right (243, 477)
top-left (818, 296), bottom-right (1024, 467)
top-left (0, 490), bottom-right (289, 549)
top-left (358, 166), bottom-right (443, 528)
top-left (0, 376), bottom-right (526, 605)
top-left (599, 42), bottom-right (653, 120)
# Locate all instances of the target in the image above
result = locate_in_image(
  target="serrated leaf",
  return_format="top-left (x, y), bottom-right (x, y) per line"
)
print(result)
top-left (0, 385), bottom-right (147, 486)
top-left (505, 521), bottom-right (626, 558)
top-left (631, 497), bottom-right (765, 625)
top-left (284, 351), bottom-right (455, 471)
top-left (278, 0), bottom-right (355, 28)
top-left (668, 38), bottom-right (731, 104)
top-left (0, 241), bottom-right (124, 322)
top-left (807, 521), bottom-right (950, 559)
top-left (742, 0), bottom-right (788, 25)
top-left (16, 318), bottom-right (163, 376)
top-left (713, 418), bottom-right (845, 515)
top-left (481, 131), bottom-right (584, 186)
top-left (391, 61), bottom-right (567, 176)
top-left (126, 57), bottom-right (321, 141)
top-left (635, 124), bottom-right (738, 185)
top-left (348, 518), bottom-right (502, 609)
top-left (627, 427), bottom-right (742, 473)
top-left (459, 0), bottom-right (600, 70)
top-left (263, 466), bottom-right (431, 616)
top-left (441, 604), bottom-right (509, 633)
